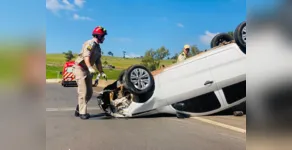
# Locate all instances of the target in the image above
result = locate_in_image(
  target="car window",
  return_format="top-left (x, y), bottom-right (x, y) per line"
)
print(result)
top-left (66, 67), bottom-right (73, 73)
top-left (172, 92), bottom-right (221, 113)
top-left (222, 80), bottom-right (246, 104)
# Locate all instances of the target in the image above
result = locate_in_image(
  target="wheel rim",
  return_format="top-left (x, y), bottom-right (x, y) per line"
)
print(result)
top-left (241, 26), bottom-right (246, 43)
top-left (130, 68), bottom-right (151, 90)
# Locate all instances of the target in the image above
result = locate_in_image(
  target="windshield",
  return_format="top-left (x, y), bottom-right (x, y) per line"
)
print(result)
top-left (66, 67), bottom-right (73, 73)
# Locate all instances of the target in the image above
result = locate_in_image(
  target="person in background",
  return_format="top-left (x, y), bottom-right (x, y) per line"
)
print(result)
top-left (177, 44), bottom-right (190, 62)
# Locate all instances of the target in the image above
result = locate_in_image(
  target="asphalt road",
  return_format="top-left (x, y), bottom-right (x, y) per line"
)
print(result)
top-left (46, 83), bottom-right (246, 150)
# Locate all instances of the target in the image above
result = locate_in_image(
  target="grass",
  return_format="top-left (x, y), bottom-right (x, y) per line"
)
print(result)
top-left (46, 54), bottom-right (176, 79)
top-left (46, 54), bottom-right (174, 69)
top-left (46, 65), bottom-right (122, 79)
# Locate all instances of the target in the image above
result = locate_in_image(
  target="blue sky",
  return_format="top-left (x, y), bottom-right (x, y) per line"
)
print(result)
top-left (0, 0), bottom-right (44, 41)
top-left (46, 0), bottom-right (246, 57)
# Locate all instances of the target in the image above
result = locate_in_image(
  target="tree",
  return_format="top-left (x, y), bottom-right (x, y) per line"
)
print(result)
top-left (108, 51), bottom-right (114, 56)
top-left (141, 49), bottom-right (158, 71)
top-left (156, 46), bottom-right (170, 60)
top-left (190, 45), bottom-right (200, 56)
top-left (123, 51), bottom-right (126, 58)
top-left (141, 46), bottom-right (170, 71)
top-left (227, 31), bottom-right (234, 37)
top-left (171, 53), bottom-right (179, 60)
top-left (63, 50), bottom-right (75, 62)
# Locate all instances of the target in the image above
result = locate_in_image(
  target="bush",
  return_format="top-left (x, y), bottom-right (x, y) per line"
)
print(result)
top-left (141, 46), bottom-right (170, 71)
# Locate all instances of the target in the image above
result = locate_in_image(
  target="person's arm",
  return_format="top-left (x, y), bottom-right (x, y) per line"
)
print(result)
top-left (95, 58), bottom-right (107, 79)
top-left (83, 41), bottom-right (98, 71)
top-left (84, 57), bottom-right (92, 68)
top-left (95, 58), bottom-right (103, 74)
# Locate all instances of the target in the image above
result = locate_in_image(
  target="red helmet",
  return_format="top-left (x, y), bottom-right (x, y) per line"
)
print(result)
top-left (92, 26), bottom-right (107, 36)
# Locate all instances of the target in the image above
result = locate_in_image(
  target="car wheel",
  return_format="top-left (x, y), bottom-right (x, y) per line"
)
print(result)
top-left (118, 70), bottom-right (126, 83)
top-left (234, 21), bottom-right (246, 54)
top-left (123, 65), bottom-right (155, 95)
top-left (210, 33), bottom-right (234, 48)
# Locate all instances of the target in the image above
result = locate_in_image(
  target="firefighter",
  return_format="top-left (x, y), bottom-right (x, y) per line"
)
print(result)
top-left (177, 44), bottom-right (190, 62)
top-left (73, 26), bottom-right (107, 120)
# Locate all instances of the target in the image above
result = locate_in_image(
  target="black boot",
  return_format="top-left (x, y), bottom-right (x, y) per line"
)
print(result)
top-left (74, 105), bottom-right (80, 117)
top-left (79, 113), bottom-right (90, 120)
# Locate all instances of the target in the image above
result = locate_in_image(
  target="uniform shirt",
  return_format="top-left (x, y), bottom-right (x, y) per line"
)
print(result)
top-left (177, 52), bottom-right (187, 62)
top-left (75, 39), bottom-right (102, 70)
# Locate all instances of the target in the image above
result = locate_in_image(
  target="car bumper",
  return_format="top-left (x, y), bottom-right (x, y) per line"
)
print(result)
top-left (62, 81), bottom-right (77, 85)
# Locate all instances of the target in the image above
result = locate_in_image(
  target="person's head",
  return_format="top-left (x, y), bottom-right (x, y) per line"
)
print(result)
top-left (92, 26), bottom-right (107, 43)
top-left (183, 44), bottom-right (190, 55)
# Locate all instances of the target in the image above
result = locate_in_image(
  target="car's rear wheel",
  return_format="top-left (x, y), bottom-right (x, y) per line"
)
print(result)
top-left (118, 70), bottom-right (126, 83)
top-left (210, 33), bottom-right (234, 48)
top-left (234, 21), bottom-right (246, 54)
top-left (123, 65), bottom-right (155, 95)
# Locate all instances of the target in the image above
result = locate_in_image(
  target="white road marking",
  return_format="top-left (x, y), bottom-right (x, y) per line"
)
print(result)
top-left (46, 107), bottom-right (99, 112)
top-left (191, 117), bottom-right (246, 134)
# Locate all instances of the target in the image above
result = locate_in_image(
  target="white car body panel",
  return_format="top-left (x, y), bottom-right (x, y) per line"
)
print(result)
top-left (120, 43), bottom-right (246, 117)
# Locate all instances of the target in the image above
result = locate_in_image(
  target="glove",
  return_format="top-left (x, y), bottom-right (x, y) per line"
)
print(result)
top-left (101, 72), bottom-right (107, 79)
top-left (88, 66), bottom-right (96, 74)
top-left (96, 73), bottom-right (101, 80)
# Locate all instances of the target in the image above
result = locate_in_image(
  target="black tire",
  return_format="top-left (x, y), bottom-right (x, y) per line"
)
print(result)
top-left (210, 33), bottom-right (234, 48)
top-left (234, 21), bottom-right (246, 53)
top-left (123, 65), bottom-right (155, 95)
top-left (118, 70), bottom-right (126, 83)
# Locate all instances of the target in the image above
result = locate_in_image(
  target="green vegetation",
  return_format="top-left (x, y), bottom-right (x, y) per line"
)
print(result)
top-left (141, 45), bottom-right (201, 71)
top-left (47, 54), bottom-right (173, 69)
top-left (46, 65), bottom-right (122, 79)
top-left (141, 46), bottom-right (170, 71)
top-left (46, 45), bottom-right (203, 79)
top-left (228, 31), bottom-right (234, 37)
top-left (63, 50), bottom-right (75, 62)
top-left (46, 53), bottom-right (174, 79)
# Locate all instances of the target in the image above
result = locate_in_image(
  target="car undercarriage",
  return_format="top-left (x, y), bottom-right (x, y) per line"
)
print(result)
top-left (97, 80), bottom-right (135, 117)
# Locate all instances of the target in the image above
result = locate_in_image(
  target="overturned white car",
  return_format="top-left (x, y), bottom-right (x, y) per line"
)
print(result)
top-left (97, 21), bottom-right (246, 118)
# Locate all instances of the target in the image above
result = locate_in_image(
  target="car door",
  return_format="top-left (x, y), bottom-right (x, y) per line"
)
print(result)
top-left (157, 55), bottom-right (220, 107)
top-left (205, 44), bottom-right (246, 107)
